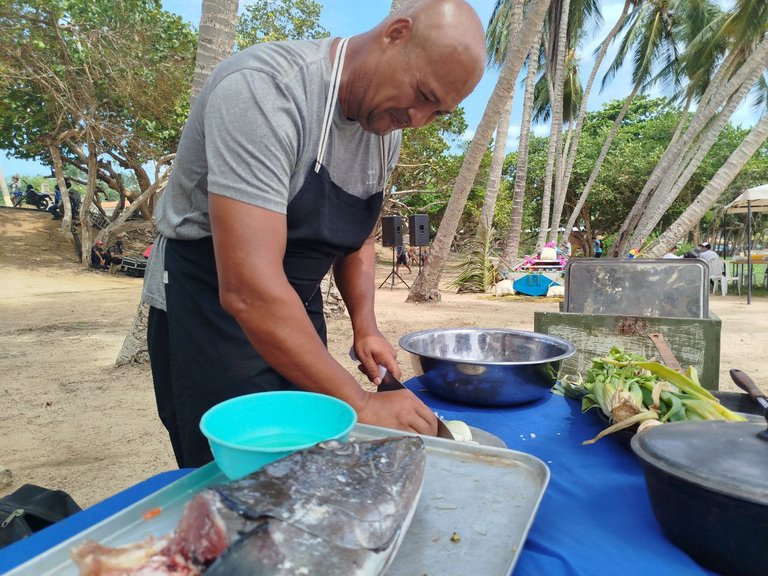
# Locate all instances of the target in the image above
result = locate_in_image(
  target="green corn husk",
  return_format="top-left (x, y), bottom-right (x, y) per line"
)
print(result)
top-left (553, 347), bottom-right (746, 444)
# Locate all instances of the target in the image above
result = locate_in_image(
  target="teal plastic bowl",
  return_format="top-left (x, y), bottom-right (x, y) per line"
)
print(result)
top-left (200, 391), bottom-right (357, 480)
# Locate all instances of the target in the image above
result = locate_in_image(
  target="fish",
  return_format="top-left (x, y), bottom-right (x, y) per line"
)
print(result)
top-left (72, 436), bottom-right (426, 575)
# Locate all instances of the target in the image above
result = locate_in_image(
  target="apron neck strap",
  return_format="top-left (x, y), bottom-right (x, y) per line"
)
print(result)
top-left (315, 37), bottom-right (349, 173)
top-left (315, 38), bottom-right (389, 189)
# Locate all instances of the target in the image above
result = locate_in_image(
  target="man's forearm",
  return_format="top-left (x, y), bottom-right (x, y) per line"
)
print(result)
top-left (334, 236), bottom-right (378, 335)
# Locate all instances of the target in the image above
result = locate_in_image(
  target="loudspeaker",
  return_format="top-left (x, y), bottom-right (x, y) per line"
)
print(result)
top-left (409, 214), bottom-right (430, 246)
top-left (381, 216), bottom-right (403, 247)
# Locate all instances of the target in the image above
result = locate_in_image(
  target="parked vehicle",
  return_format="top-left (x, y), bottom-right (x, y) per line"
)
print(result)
top-left (13, 182), bottom-right (52, 211)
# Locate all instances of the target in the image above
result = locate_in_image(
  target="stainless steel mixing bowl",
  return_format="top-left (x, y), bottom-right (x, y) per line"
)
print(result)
top-left (399, 328), bottom-right (576, 406)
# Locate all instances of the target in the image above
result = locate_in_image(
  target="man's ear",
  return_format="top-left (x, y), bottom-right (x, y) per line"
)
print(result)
top-left (384, 17), bottom-right (413, 45)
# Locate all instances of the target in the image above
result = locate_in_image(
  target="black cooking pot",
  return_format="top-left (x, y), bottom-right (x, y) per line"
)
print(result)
top-left (631, 419), bottom-right (768, 576)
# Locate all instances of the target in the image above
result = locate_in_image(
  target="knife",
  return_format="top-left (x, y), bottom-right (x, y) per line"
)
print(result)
top-left (349, 348), bottom-right (455, 440)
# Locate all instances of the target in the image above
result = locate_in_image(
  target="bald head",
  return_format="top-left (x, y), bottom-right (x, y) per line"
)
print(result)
top-left (392, 0), bottom-right (486, 68)
top-left (341, 0), bottom-right (487, 135)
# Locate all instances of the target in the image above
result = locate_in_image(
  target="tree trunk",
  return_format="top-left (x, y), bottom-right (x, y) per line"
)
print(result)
top-left (78, 133), bottom-right (99, 267)
top-left (613, 35), bottom-right (768, 256)
top-left (116, 302), bottom-right (150, 366)
top-left (560, 0), bottom-right (631, 236)
top-left (407, 0), bottom-right (552, 302)
top-left (563, 80), bottom-right (641, 240)
top-left (544, 0), bottom-right (572, 245)
top-left (0, 165), bottom-right (11, 206)
top-left (117, 0), bottom-right (240, 365)
top-left (502, 36), bottom-right (541, 263)
top-left (478, 0), bottom-right (525, 237)
top-left (630, 76), bottom-right (757, 248)
top-left (645, 112), bottom-right (768, 257)
top-left (479, 93), bottom-right (515, 234)
top-left (190, 0), bottom-right (239, 109)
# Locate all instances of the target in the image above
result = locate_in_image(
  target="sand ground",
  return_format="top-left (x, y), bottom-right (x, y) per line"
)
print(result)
top-left (1, 206), bottom-right (766, 508)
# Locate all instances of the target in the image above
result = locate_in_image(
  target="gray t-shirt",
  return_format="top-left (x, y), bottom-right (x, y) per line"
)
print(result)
top-left (142, 38), bottom-right (401, 310)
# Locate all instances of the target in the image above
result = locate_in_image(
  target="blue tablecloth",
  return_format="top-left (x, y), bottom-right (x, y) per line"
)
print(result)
top-left (0, 378), bottom-right (716, 575)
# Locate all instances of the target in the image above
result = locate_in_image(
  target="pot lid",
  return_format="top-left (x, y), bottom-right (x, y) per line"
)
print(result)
top-left (631, 420), bottom-right (768, 506)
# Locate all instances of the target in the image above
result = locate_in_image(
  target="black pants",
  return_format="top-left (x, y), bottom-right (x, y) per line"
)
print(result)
top-left (147, 238), bottom-right (301, 469)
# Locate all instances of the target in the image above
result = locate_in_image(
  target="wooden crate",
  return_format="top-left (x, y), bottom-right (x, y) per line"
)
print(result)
top-left (534, 311), bottom-right (722, 390)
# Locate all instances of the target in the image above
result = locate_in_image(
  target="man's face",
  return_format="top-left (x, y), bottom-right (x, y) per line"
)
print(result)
top-left (350, 42), bottom-right (481, 136)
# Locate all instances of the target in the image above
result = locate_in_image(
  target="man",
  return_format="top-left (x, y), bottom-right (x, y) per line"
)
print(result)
top-left (594, 236), bottom-right (604, 258)
top-left (662, 246), bottom-right (681, 259)
top-left (107, 239), bottom-right (124, 266)
top-left (396, 243), bottom-right (411, 274)
top-left (91, 240), bottom-right (108, 270)
top-left (141, 0), bottom-right (487, 467)
top-left (698, 242), bottom-right (719, 262)
top-left (10, 175), bottom-right (22, 207)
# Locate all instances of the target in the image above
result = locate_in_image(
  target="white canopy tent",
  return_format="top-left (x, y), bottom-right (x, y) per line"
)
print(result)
top-left (725, 184), bottom-right (768, 304)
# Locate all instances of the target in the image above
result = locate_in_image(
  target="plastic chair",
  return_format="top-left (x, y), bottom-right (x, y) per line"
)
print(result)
top-left (709, 259), bottom-right (740, 296)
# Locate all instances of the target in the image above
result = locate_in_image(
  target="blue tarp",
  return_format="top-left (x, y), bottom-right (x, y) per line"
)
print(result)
top-left (513, 273), bottom-right (559, 296)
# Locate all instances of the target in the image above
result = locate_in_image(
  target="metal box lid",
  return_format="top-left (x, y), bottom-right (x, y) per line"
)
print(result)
top-left (564, 259), bottom-right (709, 319)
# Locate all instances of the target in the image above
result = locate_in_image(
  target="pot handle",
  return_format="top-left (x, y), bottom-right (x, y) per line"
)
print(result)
top-left (729, 369), bottom-right (768, 441)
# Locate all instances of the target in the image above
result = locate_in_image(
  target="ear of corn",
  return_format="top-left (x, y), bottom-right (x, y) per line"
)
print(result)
top-left (552, 347), bottom-right (746, 444)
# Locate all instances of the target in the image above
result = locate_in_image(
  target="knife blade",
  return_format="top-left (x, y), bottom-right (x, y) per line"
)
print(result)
top-left (348, 347), bottom-right (454, 439)
top-left (377, 370), bottom-right (455, 440)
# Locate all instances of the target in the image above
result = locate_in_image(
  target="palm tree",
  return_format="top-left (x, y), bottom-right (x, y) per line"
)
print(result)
top-left (502, 36), bottom-right (542, 262)
top-left (562, 0), bottom-right (635, 238)
top-left (565, 0), bottom-right (678, 254)
top-left (479, 0), bottom-right (526, 236)
top-left (646, 110), bottom-right (768, 257)
top-left (627, 2), bottom-right (768, 248)
top-left (407, 0), bottom-right (553, 302)
top-left (119, 0), bottom-right (240, 364)
top-left (534, 0), bottom-right (571, 250)
top-left (190, 0), bottom-right (240, 108)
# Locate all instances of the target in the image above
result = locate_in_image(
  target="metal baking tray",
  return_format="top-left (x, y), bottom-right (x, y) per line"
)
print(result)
top-left (7, 424), bottom-right (549, 576)
top-left (564, 258), bottom-right (709, 319)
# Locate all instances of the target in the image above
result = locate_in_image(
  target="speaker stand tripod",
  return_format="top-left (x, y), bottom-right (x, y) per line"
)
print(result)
top-left (379, 246), bottom-right (410, 290)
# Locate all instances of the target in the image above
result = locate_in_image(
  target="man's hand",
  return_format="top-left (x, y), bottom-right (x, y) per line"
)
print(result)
top-left (355, 389), bottom-right (438, 436)
top-left (353, 332), bottom-right (400, 385)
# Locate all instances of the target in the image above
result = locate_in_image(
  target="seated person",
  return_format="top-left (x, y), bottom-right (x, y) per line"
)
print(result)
top-left (48, 185), bottom-right (63, 219)
top-left (697, 242), bottom-right (718, 262)
top-left (107, 239), bottom-right (124, 266)
top-left (90, 240), bottom-right (108, 270)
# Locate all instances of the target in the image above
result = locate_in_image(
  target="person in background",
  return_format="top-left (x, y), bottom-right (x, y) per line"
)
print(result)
top-left (560, 240), bottom-right (572, 258)
top-left (697, 242), bottom-right (719, 262)
top-left (396, 243), bottom-right (411, 274)
top-left (90, 240), bottom-right (108, 270)
top-left (140, 0), bottom-right (487, 467)
top-left (49, 184), bottom-right (63, 220)
top-left (662, 246), bottom-right (681, 259)
top-left (107, 239), bottom-right (124, 266)
top-left (10, 175), bottom-right (22, 207)
top-left (594, 236), bottom-right (604, 258)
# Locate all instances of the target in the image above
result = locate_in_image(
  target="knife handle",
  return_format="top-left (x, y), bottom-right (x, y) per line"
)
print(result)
top-left (729, 369), bottom-right (768, 405)
top-left (348, 347), bottom-right (388, 380)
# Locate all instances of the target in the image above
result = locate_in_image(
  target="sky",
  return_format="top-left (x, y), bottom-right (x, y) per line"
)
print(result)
top-left (2, 0), bottom-right (758, 178)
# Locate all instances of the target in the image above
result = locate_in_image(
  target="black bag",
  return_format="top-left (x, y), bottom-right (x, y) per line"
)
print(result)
top-left (0, 484), bottom-right (82, 549)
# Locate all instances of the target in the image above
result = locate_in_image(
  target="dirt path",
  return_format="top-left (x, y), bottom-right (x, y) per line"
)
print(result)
top-left (1, 207), bottom-right (766, 507)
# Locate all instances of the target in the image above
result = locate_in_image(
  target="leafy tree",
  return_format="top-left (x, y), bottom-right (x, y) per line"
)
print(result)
top-left (0, 0), bottom-right (196, 256)
top-left (236, 0), bottom-right (328, 48)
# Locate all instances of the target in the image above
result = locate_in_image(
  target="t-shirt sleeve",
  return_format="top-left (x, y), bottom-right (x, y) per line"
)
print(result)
top-left (203, 69), bottom-right (303, 214)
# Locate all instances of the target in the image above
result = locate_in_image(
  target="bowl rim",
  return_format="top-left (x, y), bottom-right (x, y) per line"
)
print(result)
top-left (398, 328), bottom-right (577, 366)
top-left (199, 390), bottom-right (357, 453)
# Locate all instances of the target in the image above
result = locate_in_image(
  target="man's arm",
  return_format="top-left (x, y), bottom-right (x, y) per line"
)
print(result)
top-left (333, 232), bottom-right (397, 380)
top-left (210, 194), bottom-right (437, 435)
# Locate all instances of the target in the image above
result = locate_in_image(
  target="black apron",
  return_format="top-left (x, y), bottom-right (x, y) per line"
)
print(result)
top-left (150, 38), bottom-right (386, 468)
